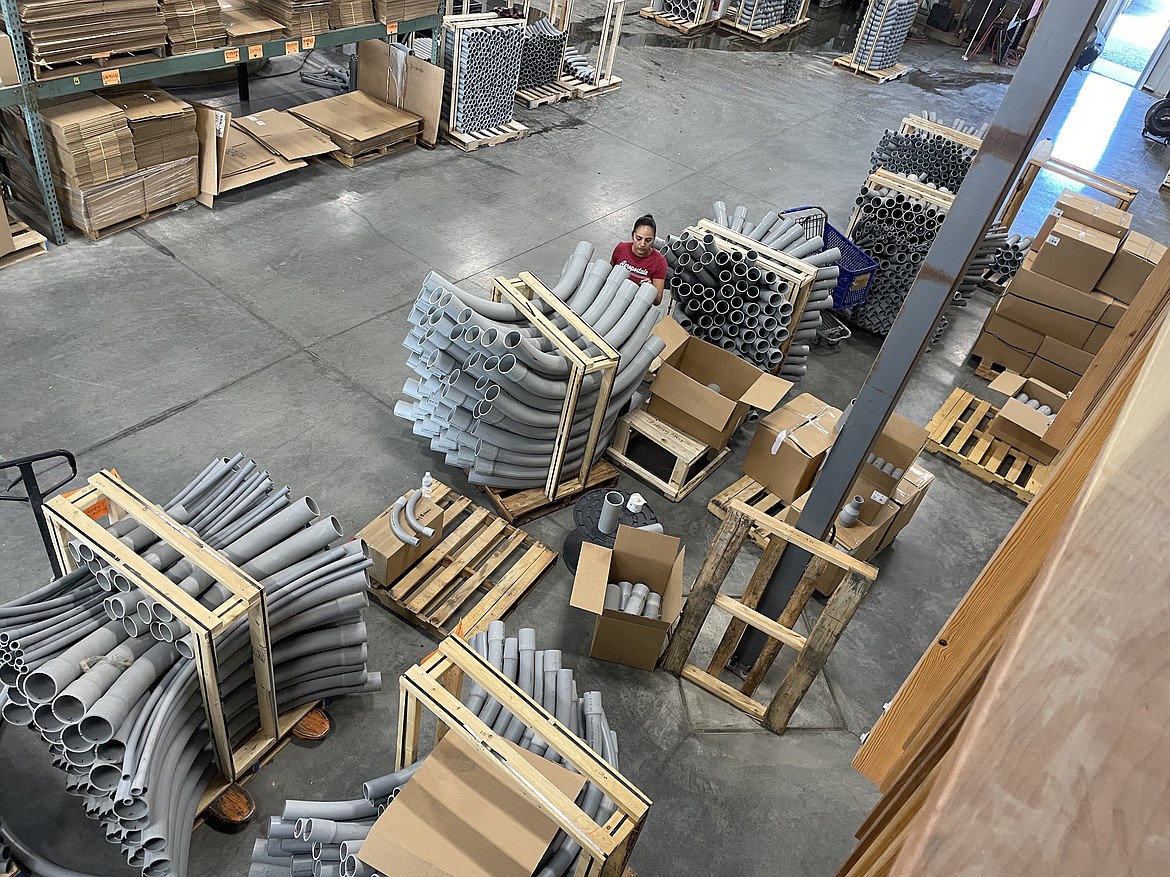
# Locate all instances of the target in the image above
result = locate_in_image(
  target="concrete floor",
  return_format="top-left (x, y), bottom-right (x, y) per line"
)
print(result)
top-left (3, 6), bottom-right (1170, 875)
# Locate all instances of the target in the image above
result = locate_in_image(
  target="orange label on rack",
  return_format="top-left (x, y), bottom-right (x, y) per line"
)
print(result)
top-left (224, 47), bottom-right (241, 63)
top-left (101, 69), bottom-right (121, 86)
top-left (386, 21), bottom-right (398, 34)
top-left (285, 40), bottom-right (301, 54)
top-left (302, 35), bottom-right (316, 49)
top-left (248, 44), bottom-right (264, 59)
top-left (84, 499), bottom-right (110, 521)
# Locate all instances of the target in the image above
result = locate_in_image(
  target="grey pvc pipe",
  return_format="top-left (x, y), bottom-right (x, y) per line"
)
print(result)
top-left (597, 491), bottom-right (623, 535)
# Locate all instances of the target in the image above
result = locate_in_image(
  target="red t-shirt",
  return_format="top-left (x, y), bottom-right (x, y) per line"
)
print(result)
top-left (611, 242), bottom-right (668, 287)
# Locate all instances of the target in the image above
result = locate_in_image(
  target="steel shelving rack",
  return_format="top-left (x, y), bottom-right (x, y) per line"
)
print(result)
top-left (0, 4), bottom-right (441, 245)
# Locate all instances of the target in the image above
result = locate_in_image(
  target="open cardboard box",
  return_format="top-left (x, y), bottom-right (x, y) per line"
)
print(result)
top-left (850, 413), bottom-right (928, 524)
top-left (570, 526), bottom-right (684, 670)
top-left (742, 393), bottom-right (841, 504)
top-left (648, 317), bottom-right (792, 450)
top-left (783, 492), bottom-right (897, 594)
top-left (987, 371), bottom-right (1068, 464)
top-left (357, 494), bottom-right (445, 586)
top-left (358, 734), bottom-right (586, 877)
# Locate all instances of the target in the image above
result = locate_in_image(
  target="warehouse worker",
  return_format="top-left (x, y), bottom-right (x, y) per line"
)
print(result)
top-left (611, 215), bottom-right (668, 305)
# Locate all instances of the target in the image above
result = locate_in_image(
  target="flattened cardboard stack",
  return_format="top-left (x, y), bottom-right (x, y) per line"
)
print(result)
top-left (329, 0), bottom-right (374, 27)
top-left (40, 94), bottom-right (139, 187)
top-left (101, 85), bottom-right (199, 169)
top-left (255, 0), bottom-right (330, 37)
top-left (161, 0), bottom-right (228, 54)
top-left (219, 0), bottom-right (285, 43)
top-left (16, 0), bottom-right (167, 73)
top-left (375, 0), bottom-right (437, 22)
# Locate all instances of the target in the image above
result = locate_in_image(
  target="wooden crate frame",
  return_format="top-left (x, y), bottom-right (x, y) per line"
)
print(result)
top-left (368, 480), bottom-right (557, 639)
top-left (559, 0), bottom-right (625, 98)
top-left (476, 460), bottom-right (621, 525)
top-left (440, 14), bottom-right (528, 147)
top-left (707, 474), bottom-right (786, 550)
top-left (924, 387), bottom-right (1050, 502)
top-left (897, 114), bottom-right (982, 151)
top-left (397, 635), bottom-right (651, 876)
top-left (691, 217), bottom-right (818, 367)
top-left (831, 0), bottom-right (911, 81)
top-left (637, 0), bottom-right (717, 36)
top-left (516, 0), bottom-right (576, 105)
top-left (998, 155), bottom-right (1139, 229)
top-left (490, 271), bottom-right (619, 501)
top-left (847, 168), bottom-right (955, 236)
top-left (660, 501), bottom-right (878, 733)
top-left (719, 0), bottom-right (811, 42)
top-left (607, 407), bottom-right (730, 502)
top-left (43, 471), bottom-right (309, 783)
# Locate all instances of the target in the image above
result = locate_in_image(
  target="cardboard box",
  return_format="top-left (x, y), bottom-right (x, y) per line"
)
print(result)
top-left (782, 492), bottom-right (896, 594)
top-left (1097, 295), bottom-right (1127, 328)
top-left (1023, 335), bottom-right (1094, 394)
top-left (194, 105), bottom-right (307, 207)
top-left (1000, 264), bottom-right (1109, 348)
top-left (648, 318), bottom-right (792, 450)
top-left (570, 526), bottom-right (684, 670)
top-left (987, 371), bottom-right (1068, 463)
top-left (357, 494), bottom-right (445, 586)
top-left (1097, 231), bottom-right (1166, 304)
top-left (1031, 218), bottom-right (1120, 292)
top-left (359, 734), bottom-right (585, 877)
top-left (874, 463), bottom-right (934, 554)
top-left (0, 34), bottom-right (18, 87)
top-left (1034, 189), bottom-right (1132, 243)
top-left (851, 413), bottom-right (928, 524)
top-left (982, 308), bottom-right (1045, 354)
top-left (219, 1), bottom-right (285, 43)
top-left (0, 190), bottom-right (14, 258)
top-left (1084, 322), bottom-right (1113, 355)
top-left (357, 39), bottom-right (444, 148)
top-left (234, 110), bottom-right (338, 160)
top-left (972, 332), bottom-right (1034, 374)
top-left (741, 393), bottom-right (840, 504)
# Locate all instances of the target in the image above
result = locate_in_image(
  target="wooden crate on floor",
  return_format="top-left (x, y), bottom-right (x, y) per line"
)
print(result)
top-left (398, 635), bottom-right (651, 876)
top-left (831, 54), bottom-right (910, 82)
top-left (477, 459), bottom-right (621, 525)
top-left (1, 218), bottom-right (49, 269)
top-left (924, 387), bottom-right (1050, 502)
top-left (607, 408), bottom-right (729, 502)
top-left (563, 0), bottom-right (625, 99)
top-left (515, 81), bottom-right (574, 108)
top-left (707, 475), bottom-right (786, 550)
top-left (368, 481), bottom-right (557, 639)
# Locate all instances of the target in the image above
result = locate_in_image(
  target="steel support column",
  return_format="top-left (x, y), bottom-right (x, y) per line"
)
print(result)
top-left (733, 0), bottom-right (1108, 668)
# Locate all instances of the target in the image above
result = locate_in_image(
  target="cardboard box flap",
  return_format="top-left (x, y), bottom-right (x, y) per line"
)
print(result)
top-left (988, 371), bottom-right (1027, 397)
top-left (651, 316), bottom-right (692, 360)
top-left (999, 396), bottom-right (1055, 434)
top-left (741, 373), bottom-right (793, 411)
top-left (359, 734), bottom-right (586, 877)
top-left (610, 525), bottom-right (683, 591)
top-left (569, 542), bottom-right (612, 615)
top-left (871, 413), bottom-right (927, 471)
top-left (651, 365), bottom-right (738, 429)
top-left (234, 110), bottom-right (337, 160)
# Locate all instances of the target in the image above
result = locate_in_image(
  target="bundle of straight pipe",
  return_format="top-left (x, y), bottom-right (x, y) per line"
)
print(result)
top-left (984, 233), bottom-right (1033, 285)
top-left (518, 17), bottom-right (567, 89)
top-left (394, 240), bottom-right (669, 489)
top-left (870, 116), bottom-right (983, 194)
top-left (604, 581), bottom-right (661, 619)
top-left (917, 109), bottom-right (990, 139)
top-left (0, 454), bottom-right (378, 877)
top-left (252, 623), bottom-right (622, 877)
top-left (849, 0), bottom-right (915, 71)
top-left (442, 20), bottom-right (523, 134)
top-left (667, 201), bottom-right (841, 381)
top-left (735, 0), bottom-right (803, 29)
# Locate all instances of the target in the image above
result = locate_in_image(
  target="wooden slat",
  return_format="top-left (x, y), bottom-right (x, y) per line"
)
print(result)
top-left (427, 528), bottom-right (528, 625)
top-left (741, 554), bottom-right (827, 697)
top-left (404, 517), bottom-right (510, 613)
top-left (680, 663), bottom-right (767, 720)
top-left (713, 593), bottom-right (806, 651)
top-left (706, 534), bottom-right (787, 675)
top-left (454, 542), bottom-right (555, 634)
top-left (729, 500), bottom-right (879, 580)
top-left (389, 502), bottom-right (483, 601)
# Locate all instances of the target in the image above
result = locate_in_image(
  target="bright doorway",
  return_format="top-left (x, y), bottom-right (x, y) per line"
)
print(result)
top-left (1092, 0), bottom-right (1170, 87)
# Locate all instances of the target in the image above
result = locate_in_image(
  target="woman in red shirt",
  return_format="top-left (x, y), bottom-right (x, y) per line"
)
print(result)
top-left (611, 214), bottom-right (668, 305)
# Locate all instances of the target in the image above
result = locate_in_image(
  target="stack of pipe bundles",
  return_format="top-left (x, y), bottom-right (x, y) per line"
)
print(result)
top-left (0, 454), bottom-right (377, 877)
top-left (735, 0), bottom-right (804, 30)
top-left (443, 19), bottom-right (525, 133)
top-left (394, 241), bottom-right (669, 490)
top-left (870, 131), bottom-right (975, 194)
top-left (562, 47), bottom-right (596, 84)
top-left (518, 18), bottom-right (568, 89)
top-left (849, 0), bottom-right (915, 71)
top-left (251, 622), bottom-right (622, 877)
top-left (664, 201), bottom-right (842, 383)
top-left (984, 233), bottom-right (1033, 286)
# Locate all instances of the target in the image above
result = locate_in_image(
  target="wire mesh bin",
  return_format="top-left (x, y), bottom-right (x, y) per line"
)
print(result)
top-left (781, 206), bottom-right (877, 309)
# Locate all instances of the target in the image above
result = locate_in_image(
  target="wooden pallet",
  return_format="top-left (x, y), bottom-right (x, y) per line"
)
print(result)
top-left (76, 203), bottom-right (188, 241)
top-left (442, 121), bottom-right (529, 152)
top-left (924, 388), bottom-right (1049, 502)
top-left (331, 134), bottom-right (418, 167)
top-left (367, 481), bottom-right (557, 639)
top-left (707, 475), bottom-right (787, 550)
top-left (719, 12), bottom-right (809, 42)
top-left (637, 6), bottom-right (716, 35)
top-left (832, 54), bottom-right (910, 82)
top-left (607, 408), bottom-right (729, 502)
top-left (476, 459), bottom-right (621, 526)
top-left (1, 219), bottom-right (49, 270)
top-left (560, 73), bottom-right (623, 99)
top-left (515, 81), bottom-right (575, 108)
top-left (972, 355), bottom-right (1009, 382)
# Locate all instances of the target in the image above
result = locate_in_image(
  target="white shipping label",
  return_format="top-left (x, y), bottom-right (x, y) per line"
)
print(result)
top-left (214, 111), bottom-right (227, 138)
top-left (870, 490), bottom-right (889, 506)
top-left (1046, 234), bottom-right (1060, 246)
top-left (1051, 208), bottom-right (1063, 217)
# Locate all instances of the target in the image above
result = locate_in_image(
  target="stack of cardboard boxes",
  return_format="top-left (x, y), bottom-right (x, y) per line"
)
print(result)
top-left (15, 0), bottom-right (167, 71)
top-left (255, 0), bottom-right (331, 38)
top-left (973, 190), bottom-right (1166, 393)
top-left (219, 1), bottom-right (285, 43)
top-left (160, 0), bottom-right (228, 54)
top-left (375, 0), bottom-right (438, 23)
top-left (329, 0), bottom-right (375, 27)
top-left (742, 393), bottom-right (934, 592)
top-left (102, 86), bottom-right (199, 170)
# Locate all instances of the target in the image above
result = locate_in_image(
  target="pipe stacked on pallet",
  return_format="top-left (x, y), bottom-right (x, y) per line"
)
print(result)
top-left (664, 202), bottom-right (840, 382)
top-left (848, 0), bottom-right (916, 71)
top-left (562, 47), bottom-right (596, 84)
top-left (518, 18), bottom-right (569, 89)
top-left (251, 622), bottom-right (621, 877)
top-left (443, 19), bottom-right (524, 133)
top-left (927, 226), bottom-right (1009, 348)
top-left (870, 128), bottom-right (978, 195)
top-left (0, 455), bottom-right (377, 877)
top-left (394, 242), bottom-right (668, 489)
top-left (735, 0), bottom-right (804, 30)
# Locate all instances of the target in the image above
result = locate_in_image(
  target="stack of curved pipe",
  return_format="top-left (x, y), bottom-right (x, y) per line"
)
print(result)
top-left (394, 241), bottom-right (669, 490)
top-left (667, 201), bottom-right (842, 382)
top-left (0, 455), bottom-right (378, 877)
top-left (252, 622), bottom-right (622, 877)
top-left (518, 17), bottom-right (568, 89)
